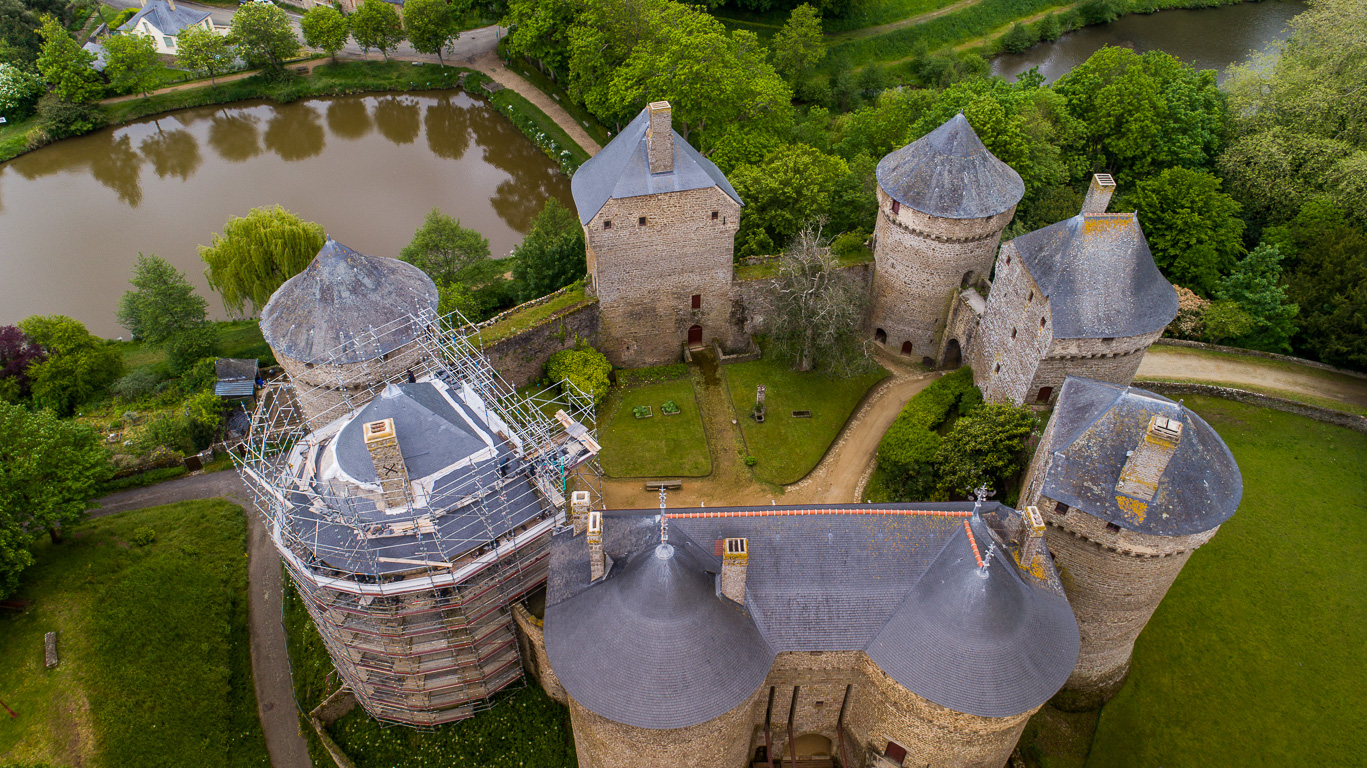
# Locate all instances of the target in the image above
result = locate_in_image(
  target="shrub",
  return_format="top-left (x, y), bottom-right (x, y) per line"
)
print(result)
top-left (875, 367), bottom-right (980, 499)
top-left (34, 93), bottom-right (107, 141)
top-left (831, 230), bottom-right (869, 261)
top-left (744, 455), bottom-right (758, 467)
top-left (136, 413), bottom-right (193, 455)
top-left (661, 400), bottom-right (680, 414)
top-left (112, 368), bottom-right (162, 401)
top-left (1000, 23), bottom-right (1037, 54)
top-left (933, 402), bottom-right (1037, 500)
top-left (544, 346), bottom-right (611, 408)
top-left (0, 63), bottom-right (44, 121)
top-left (131, 526), bottom-right (156, 546)
top-left (1166, 285), bottom-right (1209, 339)
top-left (1078, 0), bottom-right (1123, 25)
top-left (632, 404), bottom-right (651, 419)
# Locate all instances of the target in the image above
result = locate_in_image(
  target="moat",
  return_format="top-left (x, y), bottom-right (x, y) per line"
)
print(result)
top-left (0, 90), bottom-right (573, 336)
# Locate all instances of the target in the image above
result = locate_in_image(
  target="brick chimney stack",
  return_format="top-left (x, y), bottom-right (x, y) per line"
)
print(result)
top-left (720, 538), bottom-right (748, 603)
top-left (646, 101), bottom-right (674, 175)
top-left (1020, 506), bottom-right (1048, 573)
top-left (587, 511), bottom-right (606, 581)
top-left (1081, 173), bottom-right (1116, 215)
top-left (571, 490), bottom-right (592, 535)
top-left (1116, 415), bottom-right (1184, 503)
top-left (364, 418), bottom-right (410, 509)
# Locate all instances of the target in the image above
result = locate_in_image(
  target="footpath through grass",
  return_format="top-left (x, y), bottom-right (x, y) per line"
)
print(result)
top-left (0, 500), bottom-right (269, 768)
top-left (725, 354), bottom-right (887, 485)
top-left (1085, 396), bottom-right (1367, 767)
top-left (598, 372), bottom-right (711, 478)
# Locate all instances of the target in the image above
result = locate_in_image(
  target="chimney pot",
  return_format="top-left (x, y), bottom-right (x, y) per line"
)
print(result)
top-left (587, 511), bottom-right (606, 581)
top-left (720, 537), bottom-right (748, 604)
top-left (1081, 173), bottom-right (1116, 215)
top-left (1018, 506), bottom-right (1048, 575)
top-left (646, 101), bottom-right (674, 175)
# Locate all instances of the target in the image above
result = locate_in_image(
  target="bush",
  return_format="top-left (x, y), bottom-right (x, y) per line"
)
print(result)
top-left (34, 93), bottom-right (107, 141)
top-left (111, 368), bottom-right (162, 401)
top-left (661, 400), bottom-right (680, 414)
top-left (875, 368), bottom-right (980, 499)
top-left (544, 346), bottom-right (611, 408)
top-left (933, 402), bottom-right (1037, 501)
top-left (1078, 0), bottom-right (1123, 25)
top-left (1000, 22), bottom-right (1038, 54)
top-left (0, 63), bottom-right (44, 121)
top-left (744, 455), bottom-right (758, 467)
top-left (831, 230), bottom-right (869, 261)
top-left (136, 413), bottom-right (193, 455)
top-left (131, 526), bottom-right (156, 546)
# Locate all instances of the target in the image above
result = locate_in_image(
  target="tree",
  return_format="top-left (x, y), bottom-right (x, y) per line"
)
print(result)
top-left (1209, 244), bottom-right (1299, 354)
top-left (229, 1), bottom-right (300, 75)
top-left (771, 4), bottom-right (825, 85)
top-left (1132, 167), bottom-right (1245, 296)
top-left (933, 402), bottom-right (1036, 500)
top-left (767, 227), bottom-right (870, 374)
top-left (399, 208), bottom-right (491, 287)
top-left (300, 5), bottom-right (350, 64)
top-left (0, 326), bottom-right (46, 403)
top-left (0, 62), bottom-right (44, 120)
top-left (999, 23), bottom-right (1037, 54)
top-left (176, 25), bottom-right (235, 86)
top-left (437, 280), bottom-right (479, 320)
top-left (731, 144), bottom-right (850, 255)
top-left (116, 254), bottom-right (218, 373)
top-left (36, 15), bottom-right (102, 103)
top-left (101, 31), bottom-right (160, 99)
top-left (199, 205), bottom-right (326, 316)
top-left (0, 0), bottom-right (45, 69)
top-left (512, 199), bottom-right (585, 302)
top-left (404, 0), bottom-right (466, 65)
top-left (350, 0), bottom-right (405, 61)
top-left (16, 315), bottom-right (123, 416)
top-left (545, 345), bottom-right (611, 408)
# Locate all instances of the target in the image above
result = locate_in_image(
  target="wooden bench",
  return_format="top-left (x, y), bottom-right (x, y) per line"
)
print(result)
top-left (644, 481), bottom-right (682, 491)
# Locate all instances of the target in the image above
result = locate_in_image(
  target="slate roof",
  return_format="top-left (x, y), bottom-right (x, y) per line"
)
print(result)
top-left (545, 504), bottom-right (1079, 726)
top-left (1039, 376), bottom-right (1242, 536)
top-left (1011, 213), bottom-right (1178, 340)
top-left (570, 106), bottom-right (742, 225)
top-left (334, 382), bottom-right (487, 482)
top-left (876, 113), bottom-right (1025, 220)
top-left (118, 0), bottom-right (210, 37)
top-left (260, 239), bottom-right (438, 365)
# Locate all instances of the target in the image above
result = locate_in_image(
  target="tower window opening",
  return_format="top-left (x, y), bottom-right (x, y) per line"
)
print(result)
top-left (1040, 316), bottom-right (1047, 328)
top-left (1055, 501), bottom-right (1070, 515)
top-left (603, 220), bottom-right (612, 230)
top-left (638, 216), bottom-right (647, 226)
top-left (891, 200), bottom-right (900, 215)
top-left (994, 363), bottom-right (1001, 374)
top-left (691, 294), bottom-right (701, 309)
top-left (1006, 254), bottom-right (1012, 266)
top-left (1106, 522), bottom-right (1122, 533)
top-left (1011, 328), bottom-right (1017, 339)
top-left (711, 211), bottom-right (719, 220)
top-left (1027, 291), bottom-right (1034, 303)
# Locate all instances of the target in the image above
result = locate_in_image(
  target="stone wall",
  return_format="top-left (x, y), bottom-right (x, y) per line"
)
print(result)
top-left (586, 186), bottom-right (744, 367)
top-left (870, 186), bottom-right (1015, 361)
top-left (756, 651), bottom-right (866, 767)
top-left (569, 685), bottom-right (766, 768)
top-left (478, 301), bottom-right (601, 387)
top-left (1028, 330), bottom-right (1163, 404)
top-left (938, 289), bottom-right (985, 368)
top-left (511, 602), bottom-right (567, 704)
top-left (275, 339), bottom-right (433, 429)
top-left (1134, 380), bottom-right (1367, 433)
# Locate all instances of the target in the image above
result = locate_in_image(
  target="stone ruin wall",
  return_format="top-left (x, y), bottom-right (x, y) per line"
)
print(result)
top-left (870, 186), bottom-right (1015, 361)
top-left (1028, 330), bottom-right (1164, 403)
top-left (567, 685), bottom-right (766, 768)
top-left (511, 602), bottom-right (567, 705)
top-left (586, 187), bottom-right (744, 367)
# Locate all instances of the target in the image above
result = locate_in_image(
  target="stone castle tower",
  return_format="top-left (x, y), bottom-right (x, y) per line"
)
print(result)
top-left (971, 175), bottom-right (1179, 406)
top-left (1020, 376), bottom-right (1242, 709)
top-left (259, 239), bottom-right (439, 429)
top-left (870, 113), bottom-right (1024, 365)
top-left (571, 101), bottom-right (745, 367)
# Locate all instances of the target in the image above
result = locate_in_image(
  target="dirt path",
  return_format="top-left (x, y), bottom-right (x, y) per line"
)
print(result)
top-left (94, 473), bottom-right (312, 768)
top-left (1138, 348), bottom-right (1367, 409)
top-left (466, 52), bottom-right (603, 156)
top-left (832, 0), bottom-right (980, 41)
top-left (100, 59), bottom-right (335, 105)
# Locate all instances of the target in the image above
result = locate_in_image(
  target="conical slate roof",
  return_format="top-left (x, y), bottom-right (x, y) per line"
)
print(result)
top-left (544, 533), bottom-right (774, 729)
top-left (260, 239), bottom-right (438, 365)
top-left (1011, 213), bottom-right (1178, 339)
top-left (333, 382), bottom-right (488, 483)
top-left (1039, 376), bottom-right (1242, 536)
top-left (876, 113), bottom-right (1025, 220)
top-left (867, 514), bottom-right (1079, 717)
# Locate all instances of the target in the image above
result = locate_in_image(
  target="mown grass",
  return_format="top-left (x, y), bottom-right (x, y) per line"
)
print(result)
top-left (0, 500), bottom-right (269, 768)
top-left (598, 377), bottom-right (712, 477)
top-left (118, 320), bottom-right (272, 370)
top-left (724, 354), bottom-right (887, 484)
top-left (1085, 396), bottom-right (1367, 767)
top-left (475, 287), bottom-right (592, 347)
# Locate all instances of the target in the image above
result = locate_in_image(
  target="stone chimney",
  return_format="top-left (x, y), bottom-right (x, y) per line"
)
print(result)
top-left (1116, 415), bottom-right (1184, 503)
top-left (570, 490), bottom-right (592, 535)
top-left (364, 418), bottom-right (410, 509)
top-left (646, 101), bottom-right (674, 175)
top-left (720, 538), bottom-right (748, 603)
top-left (1020, 506), bottom-right (1048, 573)
top-left (166, 0), bottom-right (176, 10)
top-left (587, 511), bottom-right (606, 581)
top-left (1081, 173), bottom-right (1116, 215)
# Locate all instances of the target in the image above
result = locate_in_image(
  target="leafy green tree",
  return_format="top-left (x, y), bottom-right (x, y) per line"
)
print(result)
top-left (404, 0), bottom-right (467, 65)
top-left (876, 368), bottom-right (979, 500)
top-left (545, 346), bottom-right (611, 408)
top-left (399, 208), bottom-right (491, 287)
top-left (999, 23), bottom-right (1037, 54)
top-left (176, 25), bottom-right (235, 86)
top-left (0, 62), bottom-right (44, 120)
top-left (1208, 243), bottom-right (1298, 354)
top-left (1036, 13), bottom-right (1062, 42)
top-left (512, 199), bottom-right (585, 302)
top-left (1200, 301), bottom-right (1253, 344)
top-left (502, 0), bottom-right (580, 74)
top-left (0, 0), bottom-right (45, 68)
top-left (300, 5), bottom-right (350, 64)
top-left (1131, 167), bottom-right (1245, 296)
top-left (228, 1), bottom-right (300, 75)
top-left (116, 254), bottom-right (218, 373)
top-left (16, 315), bottom-right (123, 416)
top-left (36, 15), bottom-right (102, 103)
top-left (199, 205), bottom-right (326, 316)
top-left (767, 227), bottom-right (871, 375)
top-left (101, 31), bottom-right (160, 99)
top-left (350, 0), bottom-right (405, 61)
top-left (0, 326), bottom-right (45, 403)
top-left (771, 4), bottom-right (825, 85)
top-left (831, 88), bottom-right (934, 160)
top-left (437, 281), bottom-right (479, 320)
top-left (731, 143), bottom-right (850, 256)
top-left (933, 402), bottom-right (1036, 500)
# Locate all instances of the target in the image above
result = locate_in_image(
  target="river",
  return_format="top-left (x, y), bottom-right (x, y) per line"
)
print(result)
top-left (0, 90), bottom-right (573, 337)
top-left (991, 0), bottom-right (1307, 84)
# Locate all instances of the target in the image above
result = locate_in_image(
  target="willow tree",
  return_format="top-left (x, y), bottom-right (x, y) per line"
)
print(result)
top-left (200, 205), bottom-right (326, 316)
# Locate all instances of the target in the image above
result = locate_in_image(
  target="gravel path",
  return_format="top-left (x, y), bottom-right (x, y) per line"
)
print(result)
top-left (1138, 348), bottom-right (1367, 408)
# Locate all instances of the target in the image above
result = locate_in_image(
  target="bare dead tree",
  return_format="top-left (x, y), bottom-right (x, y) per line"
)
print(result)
top-left (768, 225), bottom-right (873, 376)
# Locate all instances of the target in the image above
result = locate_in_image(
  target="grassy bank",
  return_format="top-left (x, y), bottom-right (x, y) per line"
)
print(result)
top-left (598, 375), bottom-right (712, 477)
top-left (0, 500), bottom-right (269, 768)
top-left (476, 286), bottom-right (592, 347)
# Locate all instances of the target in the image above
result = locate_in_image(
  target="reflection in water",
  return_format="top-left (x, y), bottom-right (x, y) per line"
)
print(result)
top-left (209, 111), bottom-right (262, 162)
top-left (374, 96), bottom-right (421, 145)
top-left (470, 103), bottom-right (566, 233)
top-left (424, 95), bottom-right (470, 161)
top-left (91, 134), bottom-right (145, 207)
top-left (327, 98), bottom-right (373, 140)
top-left (140, 129), bottom-right (202, 180)
top-left (264, 103), bottom-right (325, 161)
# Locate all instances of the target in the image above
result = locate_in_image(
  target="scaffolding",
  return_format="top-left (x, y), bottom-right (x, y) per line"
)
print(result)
top-left (237, 308), bottom-right (602, 727)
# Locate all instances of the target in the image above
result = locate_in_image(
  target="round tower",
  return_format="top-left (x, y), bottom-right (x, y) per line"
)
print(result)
top-left (1020, 377), bottom-right (1242, 709)
top-left (871, 113), bottom-right (1024, 363)
top-left (259, 239), bottom-right (439, 429)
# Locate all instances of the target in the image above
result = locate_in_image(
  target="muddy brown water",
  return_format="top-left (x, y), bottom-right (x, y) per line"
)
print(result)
top-left (0, 90), bottom-right (573, 337)
top-left (991, 0), bottom-right (1307, 84)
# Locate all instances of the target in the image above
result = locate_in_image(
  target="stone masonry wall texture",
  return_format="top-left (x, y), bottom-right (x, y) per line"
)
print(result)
top-left (275, 340), bottom-right (432, 429)
top-left (479, 301), bottom-right (601, 387)
top-left (569, 685), bottom-right (765, 768)
top-left (586, 186), bottom-right (743, 367)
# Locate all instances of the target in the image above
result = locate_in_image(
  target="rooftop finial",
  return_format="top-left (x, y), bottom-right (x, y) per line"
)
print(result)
top-left (980, 541), bottom-right (997, 576)
top-left (972, 485), bottom-right (993, 517)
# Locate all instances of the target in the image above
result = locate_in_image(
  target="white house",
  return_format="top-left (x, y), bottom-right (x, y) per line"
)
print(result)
top-left (117, 0), bottom-right (214, 55)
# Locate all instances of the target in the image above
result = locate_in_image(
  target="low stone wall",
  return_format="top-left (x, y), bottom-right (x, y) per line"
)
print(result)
top-left (479, 301), bottom-right (601, 387)
top-left (1154, 339), bottom-right (1367, 381)
top-left (1133, 380), bottom-right (1367, 434)
top-left (511, 602), bottom-right (567, 705)
top-left (309, 687), bottom-right (360, 768)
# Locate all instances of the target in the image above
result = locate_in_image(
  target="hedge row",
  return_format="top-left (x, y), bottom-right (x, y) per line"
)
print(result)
top-left (875, 367), bottom-right (982, 498)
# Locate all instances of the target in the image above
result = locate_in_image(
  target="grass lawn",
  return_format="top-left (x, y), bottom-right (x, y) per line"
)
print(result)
top-left (476, 286), bottom-right (592, 347)
top-left (0, 500), bottom-right (269, 768)
top-left (725, 355), bottom-right (887, 485)
top-left (1084, 396), bottom-right (1367, 767)
top-left (119, 320), bottom-right (271, 370)
top-left (598, 377), bottom-right (711, 478)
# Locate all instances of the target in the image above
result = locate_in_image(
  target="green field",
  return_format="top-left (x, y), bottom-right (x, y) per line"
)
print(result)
top-left (0, 500), bottom-right (269, 768)
top-left (1083, 397), bottom-right (1367, 766)
top-left (598, 377), bottom-right (712, 477)
top-left (725, 355), bottom-right (887, 485)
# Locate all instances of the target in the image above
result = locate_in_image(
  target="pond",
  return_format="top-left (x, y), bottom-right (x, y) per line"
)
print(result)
top-left (0, 90), bottom-right (574, 337)
top-left (991, 0), bottom-right (1308, 84)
